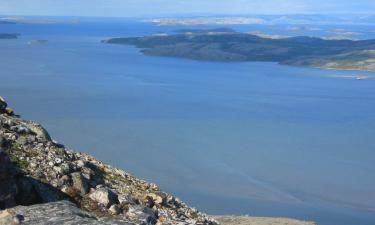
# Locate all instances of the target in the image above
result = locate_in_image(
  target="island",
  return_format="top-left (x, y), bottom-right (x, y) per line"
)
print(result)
top-left (0, 33), bottom-right (19, 39)
top-left (146, 17), bottom-right (265, 26)
top-left (0, 21), bottom-right (16, 24)
top-left (103, 30), bottom-right (375, 72)
top-left (28, 39), bottom-right (49, 45)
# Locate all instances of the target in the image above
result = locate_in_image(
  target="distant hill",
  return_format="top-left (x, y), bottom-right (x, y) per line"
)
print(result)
top-left (103, 31), bottom-right (375, 72)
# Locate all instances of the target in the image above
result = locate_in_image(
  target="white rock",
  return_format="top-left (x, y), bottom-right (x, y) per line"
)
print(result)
top-left (108, 204), bottom-right (120, 215)
top-left (55, 158), bottom-right (62, 164)
top-left (89, 187), bottom-right (118, 207)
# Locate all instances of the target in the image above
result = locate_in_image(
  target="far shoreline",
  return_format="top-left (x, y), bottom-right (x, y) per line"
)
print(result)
top-left (214, 215), bottom-right (317, 225)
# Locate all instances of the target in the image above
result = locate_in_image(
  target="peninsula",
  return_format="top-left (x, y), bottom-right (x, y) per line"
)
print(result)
top-left (103, 31), bottom-right (375, 72)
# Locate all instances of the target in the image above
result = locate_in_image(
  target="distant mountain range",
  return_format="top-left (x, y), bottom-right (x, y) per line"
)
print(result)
top-left (103, 30), bottom-right (375, 72)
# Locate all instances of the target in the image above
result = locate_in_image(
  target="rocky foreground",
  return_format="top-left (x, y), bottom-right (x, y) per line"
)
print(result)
top-left (0, 98), bottom-right (217, 225)
top-left (0, 97), bottom-right (316, 225)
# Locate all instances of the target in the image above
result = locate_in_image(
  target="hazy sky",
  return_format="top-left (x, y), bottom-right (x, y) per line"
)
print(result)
top-left (0, 0), bottom-right (374, 17)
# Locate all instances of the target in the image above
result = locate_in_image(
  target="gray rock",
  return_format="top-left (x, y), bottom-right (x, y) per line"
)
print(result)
top-left (146, 193), bottom-right (164, 205)
top-left (70, 172), bottom-right (89, 195)
top-left (0, 201), bottom-right (134, 225)
top-left (15, 136), bottom-right (29, 146)
top-left (126, 205), bottom-right (157, 225)
top-left (89, 187), bottom-right (119, 207)
top-left (31, 180), bottom-right (65, 203)
top-left (10, 126), bottom-right (31, 134)
top-left (76, 160), bottom-right (86, 168)
top-left (58, 163), bottom-right (72, 175)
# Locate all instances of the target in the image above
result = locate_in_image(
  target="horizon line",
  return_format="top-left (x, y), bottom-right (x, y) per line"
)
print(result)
top-left (1, 12), bottom-right (375, 19)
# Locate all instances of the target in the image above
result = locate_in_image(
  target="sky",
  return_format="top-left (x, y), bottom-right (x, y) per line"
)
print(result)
top-left (0, 0), bottom-right (374, 17)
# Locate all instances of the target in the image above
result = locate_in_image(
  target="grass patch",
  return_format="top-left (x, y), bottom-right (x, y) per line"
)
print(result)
top-left (5, 142), bottom-right (29, 170)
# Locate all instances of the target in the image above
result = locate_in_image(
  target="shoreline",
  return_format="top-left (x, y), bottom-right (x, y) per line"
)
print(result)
top-left (214, 215), bottom-right (317, 225)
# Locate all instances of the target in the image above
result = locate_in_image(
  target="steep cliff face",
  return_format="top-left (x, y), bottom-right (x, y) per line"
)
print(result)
top-left (0, 97), bottom-right (218, 225)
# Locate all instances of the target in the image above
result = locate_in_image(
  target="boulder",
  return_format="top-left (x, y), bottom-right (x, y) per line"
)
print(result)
top-left (70, 172), bottom-right (90, 195)
top-left (89, 187), bottom-right (119, 207)
top-left (0, 97), bottom-right (15, 116)
top-left (5, 108), bottom-right (15, 116)
top-left (0, 201), bottom-right (134, 225)
top-left (30, 180), bottom-right (65, 203)
top-left (146, 193), bottom-right (164, 206)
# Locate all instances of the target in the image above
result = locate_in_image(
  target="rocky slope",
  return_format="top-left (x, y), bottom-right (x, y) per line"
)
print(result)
top-left (0, 97), bottom-right (217, 225)
top-left (0, 97), bottom-right (317, 225)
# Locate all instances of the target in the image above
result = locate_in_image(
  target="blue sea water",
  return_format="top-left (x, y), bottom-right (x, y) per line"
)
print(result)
top-left (1, 18), bottom-right (375, 225)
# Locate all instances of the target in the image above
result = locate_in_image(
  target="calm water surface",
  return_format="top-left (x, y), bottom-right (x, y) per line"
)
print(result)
top-left (0, 18), bottom-right (375, 225)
